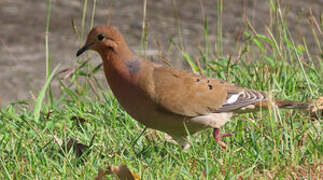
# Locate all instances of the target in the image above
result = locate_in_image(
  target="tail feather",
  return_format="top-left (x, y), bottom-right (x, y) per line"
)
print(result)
top-left (243, 97), bottom-right (322, 118)
top-left (274, 99), bottom-right (309, 109)
top-left (254, 99), bottom-right (309, 109)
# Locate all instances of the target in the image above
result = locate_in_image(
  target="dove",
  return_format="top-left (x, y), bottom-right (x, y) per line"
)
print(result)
top-left (76, 26), bottom-right (308, 149)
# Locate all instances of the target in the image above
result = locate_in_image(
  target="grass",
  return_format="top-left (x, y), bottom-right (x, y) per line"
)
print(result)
top-left (0, 0), bottom-right (322, 179)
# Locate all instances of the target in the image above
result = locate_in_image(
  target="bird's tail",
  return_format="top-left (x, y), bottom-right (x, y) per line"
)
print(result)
top-left (254, 99), bottom-right (309, 109)
top-left (273, 99), bottom-right (309, 109)
top-left (252, 97), bottom-right (322, 120)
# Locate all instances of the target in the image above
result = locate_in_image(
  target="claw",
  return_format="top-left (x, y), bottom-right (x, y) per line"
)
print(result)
top-left (213, 128), bottom-right (233, 149)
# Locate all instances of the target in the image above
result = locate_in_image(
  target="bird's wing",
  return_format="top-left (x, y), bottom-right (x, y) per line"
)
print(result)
top-left (152, 66), bottom-right (267, 117)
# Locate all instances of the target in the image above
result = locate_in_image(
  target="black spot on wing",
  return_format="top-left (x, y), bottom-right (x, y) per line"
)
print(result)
top-left (172, 72), bottom-right (180, 78)
top-left (125, 58), bottom-right (141, 76)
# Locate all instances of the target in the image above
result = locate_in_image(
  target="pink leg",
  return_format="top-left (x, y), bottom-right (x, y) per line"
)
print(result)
top-left (213, 128), bottom-right (233, 149)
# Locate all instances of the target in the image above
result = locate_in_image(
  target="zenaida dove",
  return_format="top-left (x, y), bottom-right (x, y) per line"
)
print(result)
top-left (76, 26), bottom-right (309, 149)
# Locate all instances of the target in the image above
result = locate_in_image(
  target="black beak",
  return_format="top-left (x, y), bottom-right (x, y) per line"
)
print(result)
top-left (76, 44), bottom-right (89, 57)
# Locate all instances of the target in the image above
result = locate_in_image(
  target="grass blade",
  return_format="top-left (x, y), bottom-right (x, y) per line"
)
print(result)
top-left (33, 65), bottom-right (60, 122)
top-left (182, 51), bottom-right (199, 73)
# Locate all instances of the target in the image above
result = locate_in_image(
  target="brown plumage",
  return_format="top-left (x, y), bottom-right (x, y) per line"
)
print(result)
top-left (76, 25), bottom-right (309, 149)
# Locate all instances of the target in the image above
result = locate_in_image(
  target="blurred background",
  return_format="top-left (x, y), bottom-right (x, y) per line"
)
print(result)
top-left (0, 0), bottom-right (321, 105)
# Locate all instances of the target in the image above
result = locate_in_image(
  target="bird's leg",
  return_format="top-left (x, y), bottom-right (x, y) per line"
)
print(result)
top-left (213, 128), bottom-right (233, 149)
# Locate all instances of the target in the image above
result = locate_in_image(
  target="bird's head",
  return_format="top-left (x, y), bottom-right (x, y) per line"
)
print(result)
top-left (76, 25), bottom-right (128, 57)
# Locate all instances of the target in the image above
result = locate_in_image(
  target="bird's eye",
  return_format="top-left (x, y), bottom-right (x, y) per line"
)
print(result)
top-left (97, 34), bottom-right (104, 41)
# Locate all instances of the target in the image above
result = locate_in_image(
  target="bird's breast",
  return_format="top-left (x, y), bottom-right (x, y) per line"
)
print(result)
top-left (102, 60), bottom-right (205, 137)
top-left (103, 62), bottom-right (157, 124)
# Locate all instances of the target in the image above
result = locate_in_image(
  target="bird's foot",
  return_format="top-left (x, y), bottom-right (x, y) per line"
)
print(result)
top-left (213, 128), bottom-right (233, 149)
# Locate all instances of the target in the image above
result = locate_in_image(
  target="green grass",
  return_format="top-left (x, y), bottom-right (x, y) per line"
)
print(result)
top-left (0, 0), bottom-right (322, 179)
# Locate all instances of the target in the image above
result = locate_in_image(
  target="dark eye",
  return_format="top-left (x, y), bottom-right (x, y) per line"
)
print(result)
top-left (97, 34), bottom-right (104, 41)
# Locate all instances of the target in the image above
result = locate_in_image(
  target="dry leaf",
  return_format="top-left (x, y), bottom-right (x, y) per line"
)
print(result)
top-left (309, 96), bottom-right (323, 120)
top-left (95, 164), bottom-right (140, 180)
top-left (95, 168), bottom-right (107, 180)
top-left (53, 135), bottom-right (63, 146)
top-left (309, 97), bottom-right (323, 112)
top-left (66, 138), bottom-right (89, 158)
top-left (45, 110), bottom-right (54, 121)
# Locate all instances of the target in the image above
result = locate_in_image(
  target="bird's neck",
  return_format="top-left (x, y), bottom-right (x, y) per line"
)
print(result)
top-left (101, 46), bottom-right (139, 83)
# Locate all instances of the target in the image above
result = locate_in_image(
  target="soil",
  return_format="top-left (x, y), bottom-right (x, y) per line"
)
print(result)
top-left (0, 0), bottom-right (322, 106)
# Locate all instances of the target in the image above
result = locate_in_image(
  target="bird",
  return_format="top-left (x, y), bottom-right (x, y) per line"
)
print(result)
top-left (76, 25), bottom-right (309, 149)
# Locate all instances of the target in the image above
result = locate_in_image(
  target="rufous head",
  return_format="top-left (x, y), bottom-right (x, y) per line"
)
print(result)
top-left (76, 25), bottom-right (129, 57)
